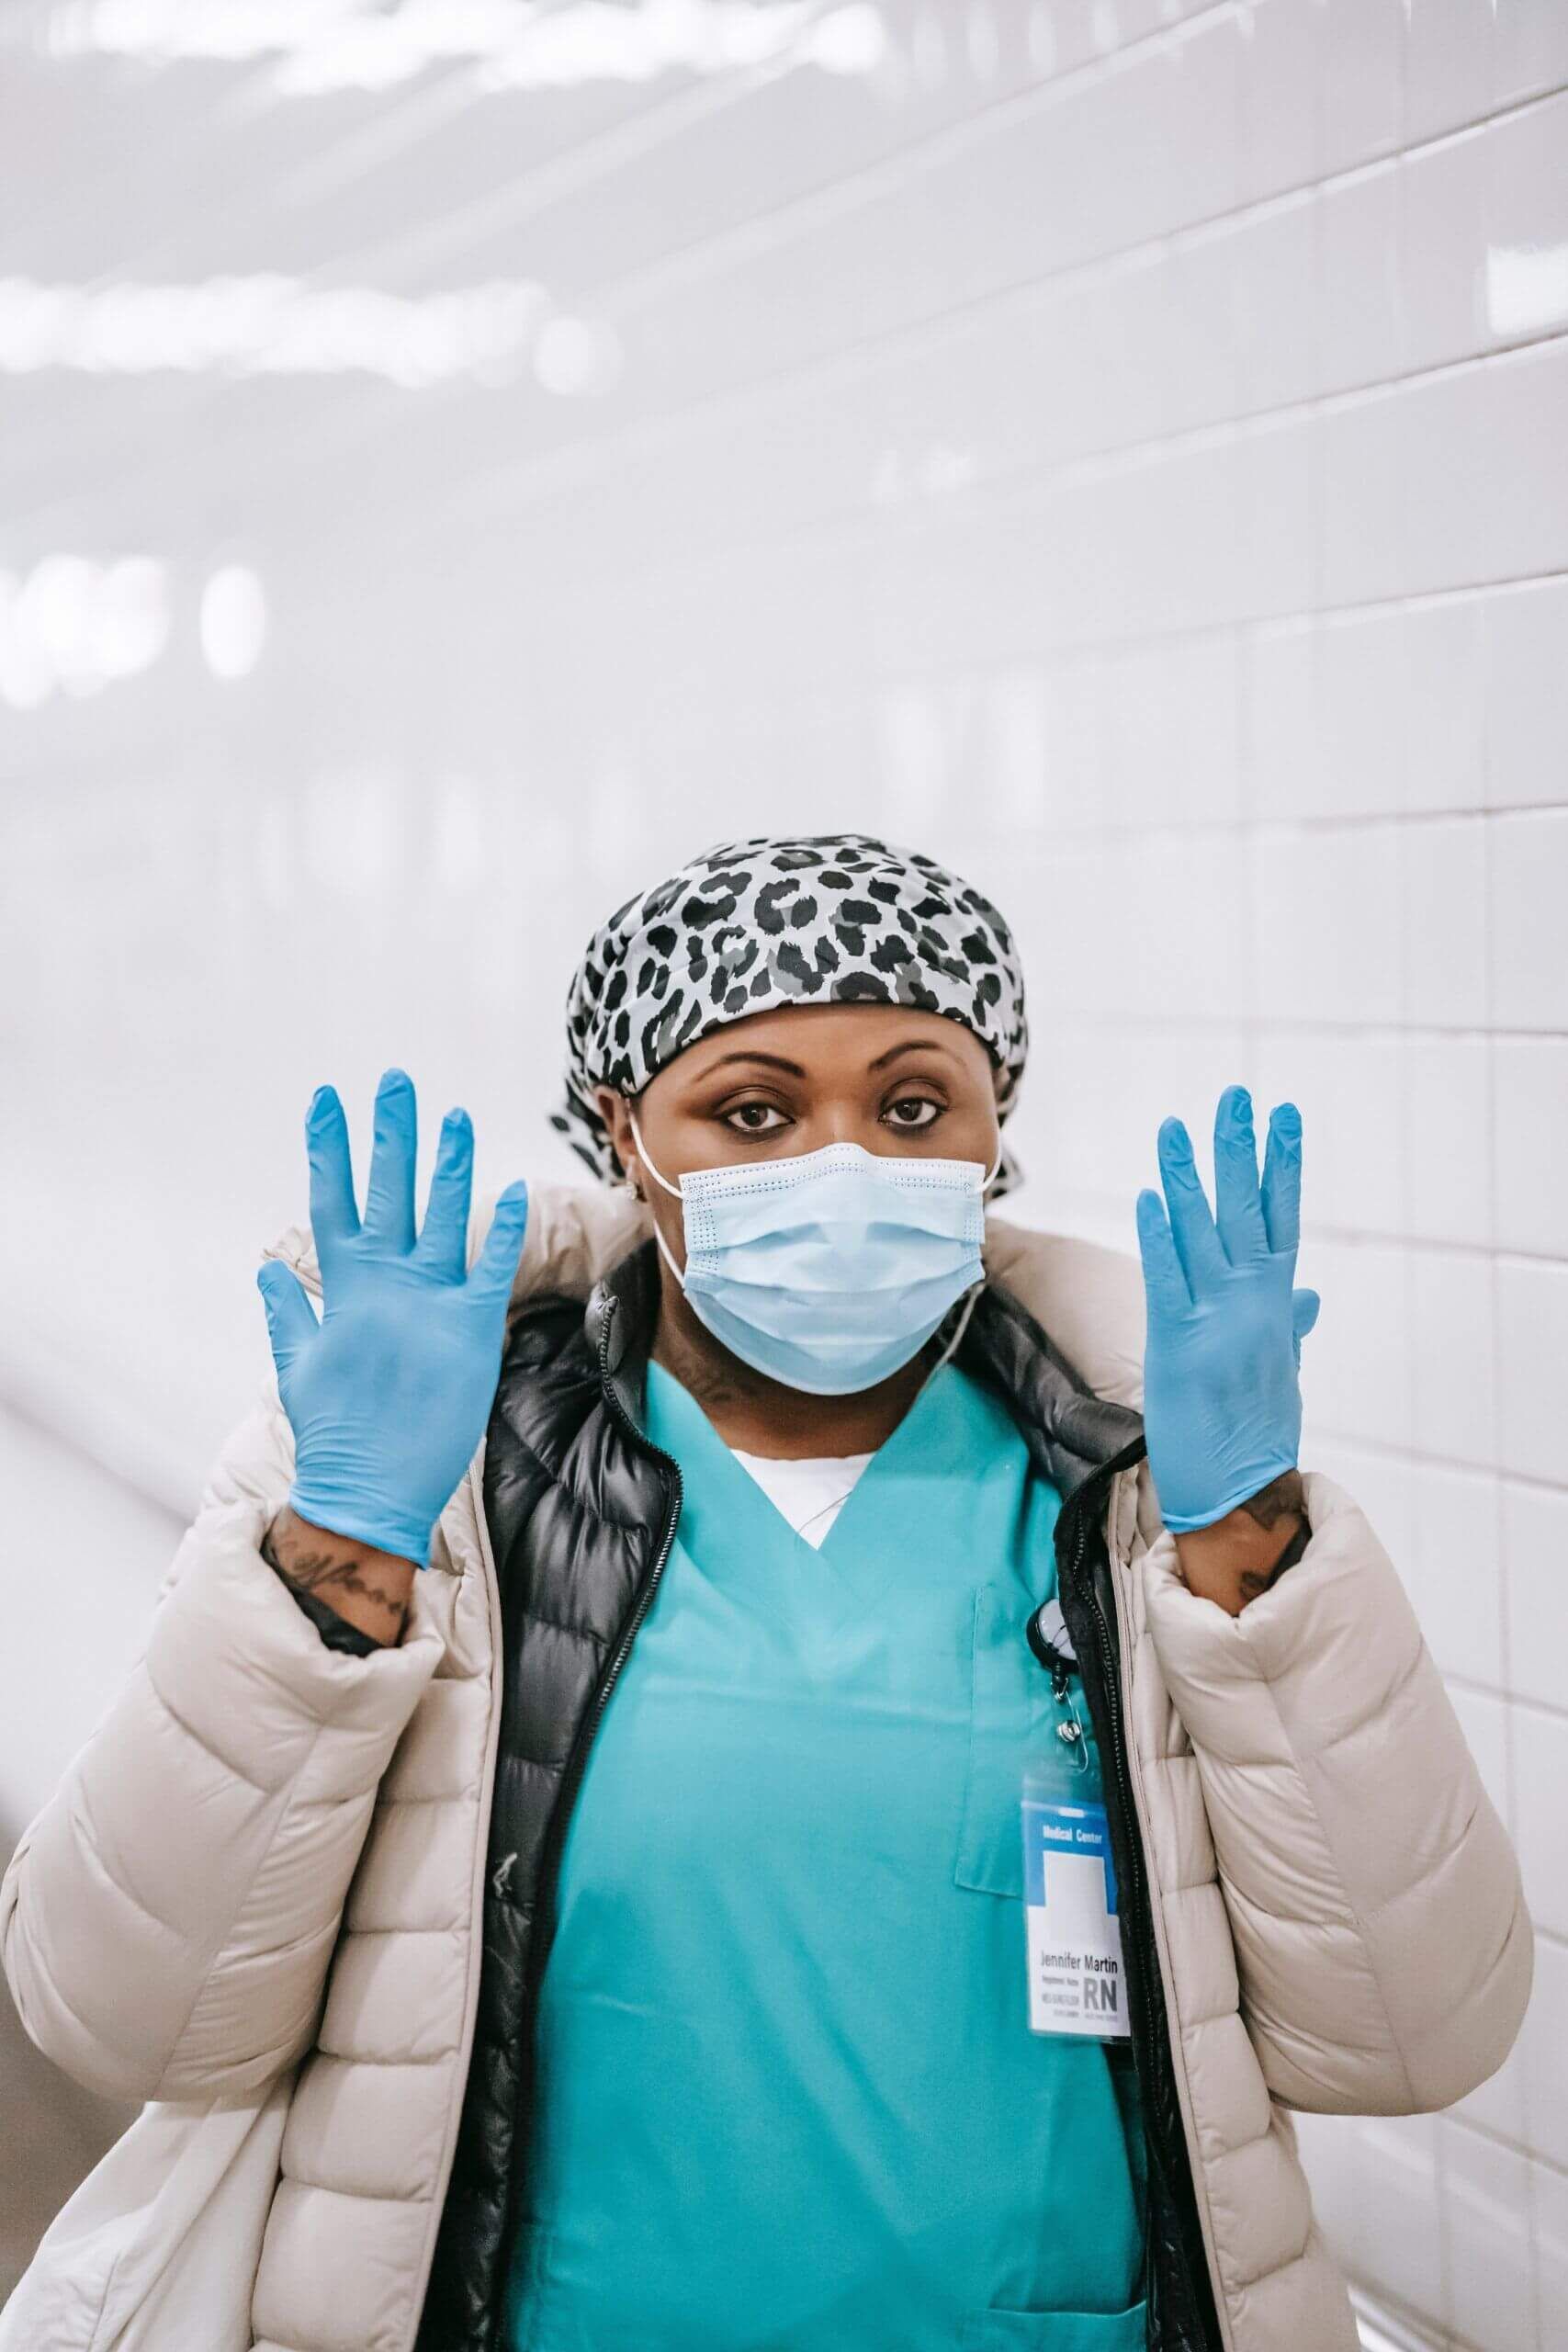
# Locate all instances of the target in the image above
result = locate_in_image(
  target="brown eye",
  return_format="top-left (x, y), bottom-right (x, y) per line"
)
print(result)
top-left (722, 1102), bottom-right (789, 1135)
top-left (884, 1096), bottom-right (941, 1131)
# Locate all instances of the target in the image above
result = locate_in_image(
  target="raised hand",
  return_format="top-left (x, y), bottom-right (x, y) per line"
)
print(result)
top-left (255, 1067), bottom-right (530, 1568)
top-left (1134, 1084), bottom-right (1321, 1535)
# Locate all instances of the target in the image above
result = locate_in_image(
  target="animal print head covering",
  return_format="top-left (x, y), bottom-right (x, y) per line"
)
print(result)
top-left (550, 833), bottom-right (1029, 1198)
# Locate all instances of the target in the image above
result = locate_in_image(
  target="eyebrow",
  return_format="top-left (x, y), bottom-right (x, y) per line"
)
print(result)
top-left (695, 1038), bottom-right (963, 1080)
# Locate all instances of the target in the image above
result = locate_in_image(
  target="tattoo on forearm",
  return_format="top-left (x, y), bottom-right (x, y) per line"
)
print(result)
top-left (262, 1517), bottom-right (407, 1633)
top-left (1236, 1508), bottom-right (1312, 1606)
top-left (1238, 1469), bottom-right (1305, 1530)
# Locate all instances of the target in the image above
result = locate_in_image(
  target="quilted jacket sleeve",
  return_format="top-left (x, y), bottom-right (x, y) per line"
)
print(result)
top-left (0, 1374), bottom-right (444, 2105)
top-left (1141, 1468), bottom-right (1533, 2117)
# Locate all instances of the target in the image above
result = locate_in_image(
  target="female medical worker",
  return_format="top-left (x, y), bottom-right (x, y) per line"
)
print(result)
top-left (0, 834), bottom-right (1530, 2352)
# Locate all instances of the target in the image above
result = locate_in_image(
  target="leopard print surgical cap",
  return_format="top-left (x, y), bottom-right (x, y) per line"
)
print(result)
top-left (550, 833), bottom-right (1029, 1197)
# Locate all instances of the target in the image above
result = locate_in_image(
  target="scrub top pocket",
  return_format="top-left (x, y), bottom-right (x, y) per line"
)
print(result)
top-left (958, 2295), bottom-right (1148, 2349)
top-left (954, 1581), bottom-right (1071, 1900)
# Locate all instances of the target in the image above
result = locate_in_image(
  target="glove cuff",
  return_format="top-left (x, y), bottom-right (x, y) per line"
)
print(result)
top-left (1158, 1455), bottom-right (1301, 1535)
top-left (286, 1485), bottom-right (434, 1571)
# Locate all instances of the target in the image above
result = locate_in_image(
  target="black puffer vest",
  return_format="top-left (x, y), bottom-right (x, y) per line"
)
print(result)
top-left (415, 1239), bottom-right (1224, 2352)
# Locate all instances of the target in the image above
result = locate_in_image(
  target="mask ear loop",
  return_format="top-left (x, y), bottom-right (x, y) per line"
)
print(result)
top-left (626, 1102), bottom-right (689, 1289)
top-left (926, 1281), bottom-right (982, 1379)
top-left (625, 1102), bottom-right (682, 1199)
top-left (924, 1133), bottom-right (999, 1380)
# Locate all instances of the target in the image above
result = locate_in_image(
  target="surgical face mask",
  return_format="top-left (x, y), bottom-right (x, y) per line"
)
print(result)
top-left (626, 1103), bottom-right (1001, 1396)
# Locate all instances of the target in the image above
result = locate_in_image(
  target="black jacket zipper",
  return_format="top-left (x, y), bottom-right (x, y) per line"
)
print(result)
top-left (1055, 1439), bottom-right (1214, 2349)
top-left (488, 1295), bottom-right (683, 2352)
top-left (533, 1295), bottom-right (686, 1970)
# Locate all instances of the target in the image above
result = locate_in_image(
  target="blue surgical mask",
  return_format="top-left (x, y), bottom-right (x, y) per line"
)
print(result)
top-left (626, 1105), bottom-right (1001, 1396)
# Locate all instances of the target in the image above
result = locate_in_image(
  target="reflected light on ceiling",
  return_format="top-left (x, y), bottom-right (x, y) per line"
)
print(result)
top-left (0, 553), bottom-right (169, 707)
top-left (964, 3), bottom-right (1000, 84)
top-left (533, 314), bottom-right (622, 397)
top-left (200, 566), bottom-right (268, 680)
top-left (40, 1), bottom-right (889, 94)
top-left (0, 276), bottom-right (554, 387)
top-left (871, 441), bottom-right (978, 503)
top-left (1485, 244), bottom-right (1568, 339)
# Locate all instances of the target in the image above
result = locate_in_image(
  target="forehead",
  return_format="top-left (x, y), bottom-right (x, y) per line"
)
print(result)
top-left (650, 1001), bottom-right (996, 1085)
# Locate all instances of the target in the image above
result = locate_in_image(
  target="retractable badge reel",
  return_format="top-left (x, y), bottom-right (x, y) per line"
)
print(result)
top-left (1020, 1600), bottom-right (1131, 2042)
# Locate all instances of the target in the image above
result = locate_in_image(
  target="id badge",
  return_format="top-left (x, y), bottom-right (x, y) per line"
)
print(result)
top-left (1024, 1712), bottom-right (1133, 2041)
top-left (1021, 1783), bottom-right (1130, 2039)
top-left (1018, 1598), bottom-right (1133, 2045)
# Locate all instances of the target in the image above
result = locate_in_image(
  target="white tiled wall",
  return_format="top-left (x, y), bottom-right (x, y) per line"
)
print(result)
top-left (1, 4), bottom-right (1564, 2344)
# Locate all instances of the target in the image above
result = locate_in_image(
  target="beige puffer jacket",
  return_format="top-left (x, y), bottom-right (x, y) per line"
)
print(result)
top-left (1, 1184), bottom-right (1532, 2352)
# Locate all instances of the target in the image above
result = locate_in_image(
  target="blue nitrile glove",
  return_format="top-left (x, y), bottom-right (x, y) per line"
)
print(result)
top-left (1134, 1085), bottom-right (1322, 1534)
top-left (255, 1067), bottom-right (530, 1568)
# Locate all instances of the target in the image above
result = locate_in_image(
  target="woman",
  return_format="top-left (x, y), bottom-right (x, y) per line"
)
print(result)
top-left (0, 833), bottom-right (1531, 2352)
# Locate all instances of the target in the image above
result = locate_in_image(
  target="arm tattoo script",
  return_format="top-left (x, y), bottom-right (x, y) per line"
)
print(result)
top-left (262, 1513), bottom-right (408, 1644)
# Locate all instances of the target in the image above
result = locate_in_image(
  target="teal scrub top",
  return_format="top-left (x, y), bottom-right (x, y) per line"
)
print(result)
top-left (505, 1357), bottom-right (1147, 2352)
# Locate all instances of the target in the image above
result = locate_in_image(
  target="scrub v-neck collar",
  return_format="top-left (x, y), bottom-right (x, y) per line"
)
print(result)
top-left (640, 1354), bottom-right (1022, 1623)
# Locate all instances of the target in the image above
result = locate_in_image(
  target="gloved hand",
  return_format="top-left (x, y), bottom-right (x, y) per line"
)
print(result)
top-left (255, 1067), bottom-right (530, 1568)
top-left (1134, 1084), bottom-right (1322, 1534)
